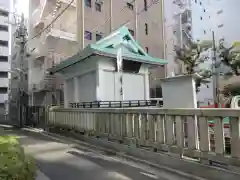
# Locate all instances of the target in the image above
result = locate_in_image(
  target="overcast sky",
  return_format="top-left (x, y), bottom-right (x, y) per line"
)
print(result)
top-left (15, 0), bottom-right (29, 17)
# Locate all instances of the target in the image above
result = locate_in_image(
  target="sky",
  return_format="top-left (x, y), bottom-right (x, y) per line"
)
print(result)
top-left (15, 0), bottom-right (29, 17)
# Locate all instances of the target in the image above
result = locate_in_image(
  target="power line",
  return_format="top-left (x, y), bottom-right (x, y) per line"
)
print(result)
top-left (27, 0), bottom-right (74, 42)
top-left (27, 0), bottom-right (126, 43)
top-left (112, 0), bottom-right (160, 31)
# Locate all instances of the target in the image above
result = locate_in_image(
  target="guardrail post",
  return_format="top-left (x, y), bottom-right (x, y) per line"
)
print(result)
top-left (230, 117), bottom-right (240, 158)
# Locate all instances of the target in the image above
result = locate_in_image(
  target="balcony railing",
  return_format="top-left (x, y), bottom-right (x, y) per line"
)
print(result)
top-left (46, 52), bottom-right (69, 67)
top-left (40, 14), bottom-right (77, 42)
top-left (29, 71), bottom-right (56, 92)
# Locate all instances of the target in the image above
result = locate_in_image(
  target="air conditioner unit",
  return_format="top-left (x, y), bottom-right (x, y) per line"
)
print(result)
top-left (96, 0), bottom-right (104, 4)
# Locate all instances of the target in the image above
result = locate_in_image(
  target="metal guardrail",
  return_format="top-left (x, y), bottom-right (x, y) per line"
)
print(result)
top-left (69, 100), bottom-right (163, 108)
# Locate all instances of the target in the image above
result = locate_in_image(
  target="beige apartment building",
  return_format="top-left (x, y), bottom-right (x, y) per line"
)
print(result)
top-left (28, 0), bottom-right (166, 106)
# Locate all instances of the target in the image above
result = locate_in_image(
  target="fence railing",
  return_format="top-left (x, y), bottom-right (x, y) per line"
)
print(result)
top-left (47, 107), bottom-right (240, 167)
top-left (69, 100), bottom-right (162, 108)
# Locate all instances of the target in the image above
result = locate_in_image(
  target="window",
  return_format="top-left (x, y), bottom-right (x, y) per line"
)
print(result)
top-left (145, 23), bottom-right (148, 35)
top-left (144, 0), bottom-right (147, 11)
top-left (0, 40), bottom-right (8, 47)
top-left (199, 2), bottom-right (202, 5)
top-left (200, 16), bottom-right (202, 20)
top-left (96, 33), bottom-right (102, 41)
top-left (85, 0), bottom-right (91, 7)
top-left (203, 30), bottom-right (206, 34)
top-left (126, 2), bottom-right (134, 10)
top-left (0, 56), bottom-right (7, 62)
top-left (203, 9), bottom-right (206, 12)
top-left (0, 25), bottom-right (8, 32)
top-left (85, 31), bottom-right (92, 40)
top-left (217, 10), bottom-right (223, 14)
top-left (145, 47), bottom-right (149, 53)
top-left (0, 72), bottom-right (8, 78)
top-left (122, 60), bottom-right (141, 73)
top-left (0, 87), bottom-right (7, 94)
top-left (195, 0), bottom-right (197, 3)
top-left (218, 24), bottom-right (224, 28)
top-left (95, 2), bottom-right (101, 12)
top-left (129, 29), bottom-right (134, 36)
top-left (0, 10), bottom-right (8, 17)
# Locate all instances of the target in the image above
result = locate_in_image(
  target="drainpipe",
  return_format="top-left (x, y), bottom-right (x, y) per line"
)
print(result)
top-left (134, 0), bottom-right (138, 40)
top-left (161, 0), bottom-right (167, 77)
top-left (109, 0), bottom-right (113, 32)
top-left (77, 0), bottom-right (84, 49)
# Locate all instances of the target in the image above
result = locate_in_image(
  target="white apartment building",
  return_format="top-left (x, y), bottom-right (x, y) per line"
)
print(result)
top-left (0, 0), bottom-right (11, 115)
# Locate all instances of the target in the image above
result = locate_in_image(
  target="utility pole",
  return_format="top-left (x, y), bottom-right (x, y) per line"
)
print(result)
top-left (212, 31), bottom-right (220, 108)
top-left (15, 14), bottom-right (28, 127)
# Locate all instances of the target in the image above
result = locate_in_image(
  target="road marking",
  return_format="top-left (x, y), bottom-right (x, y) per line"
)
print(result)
top-left (140, 172), bottom-right (158, 179)
top-left (22, 127), bottom-right (44, 132)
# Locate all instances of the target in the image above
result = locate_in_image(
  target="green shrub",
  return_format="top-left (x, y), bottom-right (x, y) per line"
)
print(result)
top-left (0, 136), bottom-right (37, 180)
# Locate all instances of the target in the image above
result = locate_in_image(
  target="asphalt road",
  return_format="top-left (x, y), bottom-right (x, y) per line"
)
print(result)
top-left (1, 126), bottom-right (194, 180)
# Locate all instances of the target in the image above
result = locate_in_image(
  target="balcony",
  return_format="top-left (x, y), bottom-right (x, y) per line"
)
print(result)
top-left (0, 94), bottom-right (8, 103)
top-left (39, 73), bottom-right (55, 91)
top-left (0, 31), bottom-right (8, 42)
top-left (30, 73), bottom-right (56, 92)
top-left (0, 78), bottom-right (8, 87)
top-left (0, 46), bottom-right (8, 56)
top-left (45, 27), bottom-right (76, 42)
top-left (0, 62), bottom-right (9, 72)
top-left (31, 6), bottom-right (44, 31)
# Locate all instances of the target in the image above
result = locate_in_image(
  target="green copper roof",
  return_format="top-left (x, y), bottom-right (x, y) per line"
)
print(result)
top-left (50, 26), bottom-right (167, 73)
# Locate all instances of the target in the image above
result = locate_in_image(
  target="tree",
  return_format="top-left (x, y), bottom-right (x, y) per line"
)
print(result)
top-left (218, 40), bottom-right (240, 76)
top-left (218, 40), bottom-right (240, 100)
top-left (174, 39), bottom-right (240, 93)
top-left (221, 83), bottom-right (240, 98)
top-left (174, 40), bottom-right (212, 92)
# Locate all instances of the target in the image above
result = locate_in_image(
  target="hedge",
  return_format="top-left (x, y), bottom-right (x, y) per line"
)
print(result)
top-left (0, 135), bottom-right (37, 180)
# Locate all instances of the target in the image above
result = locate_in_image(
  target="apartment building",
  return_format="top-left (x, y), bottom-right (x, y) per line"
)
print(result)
top-left (0, 0), bottom-right (11, 116)
top-left (28, 0), bottom-right (166, 105)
